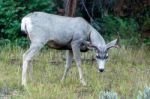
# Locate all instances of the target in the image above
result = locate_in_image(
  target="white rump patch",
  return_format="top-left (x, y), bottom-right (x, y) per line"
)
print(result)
top-left (21, 17), bottom-right (32, 32)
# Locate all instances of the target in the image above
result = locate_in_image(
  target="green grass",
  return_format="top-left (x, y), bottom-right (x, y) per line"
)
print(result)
top-left (0, 45), bottom-right (150, 99)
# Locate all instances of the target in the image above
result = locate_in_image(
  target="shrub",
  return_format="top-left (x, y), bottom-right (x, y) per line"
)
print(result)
top-left (99, 91), bottom-right (118, 99)
top-left (0, 0), bottom-right (55, 46)
top-left (137, 87), bottom-right (150, 99)
top-left (94, 15), bottom-right (141, 46)
top-left (141, 18), bottom-right (150, 32)
top-left (0, 39), bottom-right (10, 46)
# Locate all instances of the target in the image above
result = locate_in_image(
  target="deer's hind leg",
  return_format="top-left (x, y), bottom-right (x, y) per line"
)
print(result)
top-left (22, 43), bottom-right (44, 86)
top-left (61, 50), bottom-right (73, 81)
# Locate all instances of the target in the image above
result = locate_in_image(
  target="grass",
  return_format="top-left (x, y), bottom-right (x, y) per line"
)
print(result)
top-left (0, 45), bottom-right (150, 99)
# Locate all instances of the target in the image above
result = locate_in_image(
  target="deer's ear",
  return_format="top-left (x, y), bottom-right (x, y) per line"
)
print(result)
top-left (106, 36), bottom-right (120, 50)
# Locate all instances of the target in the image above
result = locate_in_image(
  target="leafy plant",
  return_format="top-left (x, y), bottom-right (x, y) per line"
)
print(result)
top-left (141, 18), bottom-right (150, 32)
top-left (0, 39), bottom-right (10, 47)
top-left (0, 0), bottom-right (55, 46)
top-left (137, 87), bottom-right (150, 99)
top-left (95, 15), bottom-right (141, 46)
top-left (99, 90), bottom-right (118, 99)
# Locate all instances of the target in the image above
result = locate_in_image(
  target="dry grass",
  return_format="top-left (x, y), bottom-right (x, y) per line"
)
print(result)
top-left (0, 45), bottom-right (150, 99)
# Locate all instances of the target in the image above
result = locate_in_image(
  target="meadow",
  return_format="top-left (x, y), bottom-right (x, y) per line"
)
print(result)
top-left (0, 45), bottom-right (150, 99)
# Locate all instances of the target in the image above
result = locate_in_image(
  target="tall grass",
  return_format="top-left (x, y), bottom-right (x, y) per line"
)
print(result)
top-left (0, 45), bottom-right (150, 99)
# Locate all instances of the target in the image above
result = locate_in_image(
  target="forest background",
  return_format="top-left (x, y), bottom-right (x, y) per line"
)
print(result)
top-left (0, 0), bottom-right (150, 47)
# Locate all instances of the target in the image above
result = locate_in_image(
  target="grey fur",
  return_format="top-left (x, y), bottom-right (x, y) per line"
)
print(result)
top-left (21, 12), bottom-right (119, 86)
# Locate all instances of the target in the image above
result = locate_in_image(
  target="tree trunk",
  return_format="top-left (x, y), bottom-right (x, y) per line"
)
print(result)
top-left (64, 0), bottom-right (77, 16)
top-left (114, 0), bottom-right (124, 16)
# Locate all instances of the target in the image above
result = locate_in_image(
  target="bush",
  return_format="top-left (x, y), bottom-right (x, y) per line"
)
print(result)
top-left (141, 18), bottom-right (150, 32)
top-left (0, 39), bottom-right (11, 46)
top-left (94, 15), bottom-right (141, 46)
top-left (0, 0), bottom-right (149, 47)
top-left (0, 0), bottom-right (55, 46)
top-left (137, 87), bottom-right (150, 99)
top-left (99, 91), bottom-right (118, 99)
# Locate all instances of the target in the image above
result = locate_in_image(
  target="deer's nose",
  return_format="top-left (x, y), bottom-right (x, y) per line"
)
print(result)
top-left (99, 69), bottom-right (104, 72)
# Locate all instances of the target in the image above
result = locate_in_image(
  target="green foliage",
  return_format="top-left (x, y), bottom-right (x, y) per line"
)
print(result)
top-left (0, 39), bottom-right (10, 46)
top-left (0, 0), bottom-right (149, 47)
top-left (15, 37), bottom-right (29, 48)
top-left (0, 0), bottom-right (21, 40)
top-left (95, 15), bottom-right (141, 46)
top-left (137, 87), bottom-right (150, 99)
top-left (99, 91), bottom-right (118, 99)
top-left (142, 18), bottom-right (150, 32)
top-left (144, 87), bottom-right (150, 99)
top-left (0, 0), bottom-right (55, 46)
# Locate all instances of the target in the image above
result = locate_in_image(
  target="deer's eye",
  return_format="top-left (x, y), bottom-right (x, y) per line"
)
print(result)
top-left (96, 55), bottom-right (101, 59)
top-left (105, 53), bottom-right (108, 59)
top-left (96, 53), bottom-right (108, 60)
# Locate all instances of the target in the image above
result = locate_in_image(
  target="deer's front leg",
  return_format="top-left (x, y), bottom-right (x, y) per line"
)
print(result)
top-left (71, 41), bottom-right (86, 86)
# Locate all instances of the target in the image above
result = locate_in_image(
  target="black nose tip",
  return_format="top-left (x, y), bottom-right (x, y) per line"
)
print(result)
top-left (99, 69), bottom-right (104, 72)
